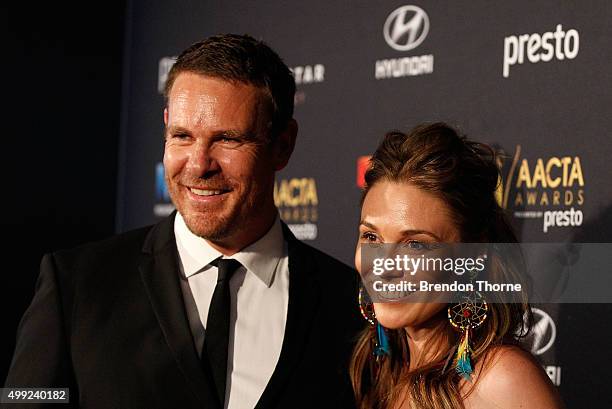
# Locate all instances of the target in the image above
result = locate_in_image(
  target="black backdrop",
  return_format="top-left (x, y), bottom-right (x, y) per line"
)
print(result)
top-left (0, 1), bottom-right (125, 383)
top-left (3, 1), bottom-right (612, 407)
top-left (117, 1), bottom-right (612, 406)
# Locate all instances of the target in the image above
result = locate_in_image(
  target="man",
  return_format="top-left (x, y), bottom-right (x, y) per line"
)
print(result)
top-left (4, 34), bottom-right (363, 408)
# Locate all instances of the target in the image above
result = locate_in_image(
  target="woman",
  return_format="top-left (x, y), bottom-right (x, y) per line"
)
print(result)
top-left (351, 123), bottom-right (564, 409)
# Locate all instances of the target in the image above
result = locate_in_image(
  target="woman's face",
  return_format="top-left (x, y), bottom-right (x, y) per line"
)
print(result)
top-left (355, 180), bottom-right (461, 330)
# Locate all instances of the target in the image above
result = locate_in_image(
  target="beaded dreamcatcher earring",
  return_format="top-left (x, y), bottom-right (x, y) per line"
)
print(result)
top-left (447, 288), bottom-right (488, 380)
top-left (359, 285), bottom-right (390, 360)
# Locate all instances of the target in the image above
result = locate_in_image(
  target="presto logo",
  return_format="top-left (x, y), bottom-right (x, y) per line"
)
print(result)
top-left (503, 24), bottom-right (579, 78)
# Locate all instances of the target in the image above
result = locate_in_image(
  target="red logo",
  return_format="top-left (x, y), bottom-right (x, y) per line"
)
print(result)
top-left (356, 156), bottom-right (372, 188)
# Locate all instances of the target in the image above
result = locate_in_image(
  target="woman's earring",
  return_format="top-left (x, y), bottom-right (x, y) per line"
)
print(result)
top-left (447, 287), bottom-right (488, 380)
top-left (359, 285), bottom-right (390, 360)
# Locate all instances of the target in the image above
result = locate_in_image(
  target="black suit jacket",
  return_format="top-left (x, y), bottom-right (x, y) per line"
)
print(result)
top-left (4, 214), bottom-right (364, 408)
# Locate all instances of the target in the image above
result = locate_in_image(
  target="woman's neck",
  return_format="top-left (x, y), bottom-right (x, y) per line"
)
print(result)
top-left (404, 311), bottom-right (453, 371)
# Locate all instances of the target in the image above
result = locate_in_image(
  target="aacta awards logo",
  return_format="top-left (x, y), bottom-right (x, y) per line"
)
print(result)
top-left (375, 5), bottom-right (434, 79)
top-left (497, 146), bottom-right (585, 234)
top-left (274, 177), bottom-right (319, 240)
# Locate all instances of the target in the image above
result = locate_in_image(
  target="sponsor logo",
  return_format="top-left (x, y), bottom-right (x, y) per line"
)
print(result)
top-left (526, 307), bottom-right (557, 355)
top-left (291, 64), bottom-right (325, 107)
top-left (155, 162), bottom-right (170, 202)
top-left (383, 5), bottom-right (429, 51)
top-left (498, 145), bottom-right (585, 233)
top-left (292, 64), bottom-right (325, 85)
top-left (375, 5), bottom-right (434, 80)
top-left (356, 156), bottom-right (371, 188)
top-left (542, 208), bottom-right (583, 233)
top-left (375, 56), bottom-right (434, 79)
top-left (544, 365), bottom-right (562, 386)
top-left (274, 177), bottom-right (319, 240)
top-left (158, 56), bottom-right (177, 94)
top-left (503, 24), bottom-right (579, 78)
top-left (519, 308), bottom-right (561, 386)
top-left (154, 162), bottom-right (175, 217)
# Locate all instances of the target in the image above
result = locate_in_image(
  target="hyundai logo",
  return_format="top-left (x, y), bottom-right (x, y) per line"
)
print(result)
top-left (383, 5), bottom-right (430, 52)
top-left (525, 307), bottom-right (557, 355)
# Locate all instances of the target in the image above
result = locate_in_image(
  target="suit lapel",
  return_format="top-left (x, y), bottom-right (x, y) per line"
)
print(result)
top-left (139, 213), bottom-right (221, 408)
top-left (255, 223), bottom-right (322, 409)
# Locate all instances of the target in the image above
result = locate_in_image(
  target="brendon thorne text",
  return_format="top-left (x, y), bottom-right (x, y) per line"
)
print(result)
top-left (372, 280), bottom-right (522, 293)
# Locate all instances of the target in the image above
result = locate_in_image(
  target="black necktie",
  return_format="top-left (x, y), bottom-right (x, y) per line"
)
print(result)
top-left (204, 258), bottom-right (242, 405)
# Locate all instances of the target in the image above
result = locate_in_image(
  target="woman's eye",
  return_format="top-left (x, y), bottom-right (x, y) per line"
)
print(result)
top-left (406, 240), bottom-right (425, 250)
top-left (361, 232), bottom-right (378, 242)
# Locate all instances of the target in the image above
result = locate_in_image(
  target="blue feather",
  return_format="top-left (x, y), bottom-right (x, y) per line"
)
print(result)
top-left (456, 354), bottom-right (473, 380)
top-left (374, 323), bottom-right (390, 356)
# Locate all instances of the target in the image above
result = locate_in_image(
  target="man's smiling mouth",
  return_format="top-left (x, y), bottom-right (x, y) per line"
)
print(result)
top-left (188, 187), bottom-right (229, 196)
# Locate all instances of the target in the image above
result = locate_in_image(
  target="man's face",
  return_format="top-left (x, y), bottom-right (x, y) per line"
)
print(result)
top-left (163, 72), bottom-right (289, 241)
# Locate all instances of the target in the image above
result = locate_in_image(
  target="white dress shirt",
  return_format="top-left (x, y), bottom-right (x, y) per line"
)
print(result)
top-left (174, 212), bottom-right (289, 409)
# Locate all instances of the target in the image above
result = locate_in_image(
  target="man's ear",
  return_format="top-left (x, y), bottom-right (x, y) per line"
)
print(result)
top-left (163, 107), bottom-right (169, 126)
top-left (273, 119), bottom-right (298, 171)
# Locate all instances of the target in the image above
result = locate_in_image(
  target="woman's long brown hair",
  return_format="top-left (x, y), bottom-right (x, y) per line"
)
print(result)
top-left (350, 123), bottom-right (531, 409)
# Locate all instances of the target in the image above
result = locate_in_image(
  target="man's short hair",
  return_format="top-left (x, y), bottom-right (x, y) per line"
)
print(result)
top-left (164, 33), bottom-right (296, 137)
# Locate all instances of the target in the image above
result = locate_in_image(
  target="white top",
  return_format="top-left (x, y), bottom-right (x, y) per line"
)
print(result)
top-left (174, 212), bottom-right (289, 409)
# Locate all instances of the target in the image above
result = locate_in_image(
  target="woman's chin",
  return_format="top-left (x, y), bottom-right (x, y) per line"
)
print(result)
top-left (373, 302), bottom-right (414, 329)
top-left (373, 302), bottom-right (447, 330)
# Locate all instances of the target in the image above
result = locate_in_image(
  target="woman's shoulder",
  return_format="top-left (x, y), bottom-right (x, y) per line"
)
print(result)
top-left (464, 345), bottom-right (565, 409)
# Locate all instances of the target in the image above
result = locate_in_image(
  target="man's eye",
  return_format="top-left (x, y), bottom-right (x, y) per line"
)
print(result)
top-left (173, 133), bottom-right (190, 139)
top-left (221, 136), bottom-right (242, 144)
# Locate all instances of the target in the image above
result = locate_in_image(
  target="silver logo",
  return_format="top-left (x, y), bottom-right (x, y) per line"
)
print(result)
top-left (383, 5), bottom-right (430, 52)
top-left (158, 56), bottom-right (177, 94)
top-left (525, 307), bottom-right (556, 355)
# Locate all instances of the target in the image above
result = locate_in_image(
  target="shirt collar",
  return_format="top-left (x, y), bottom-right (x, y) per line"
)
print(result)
top-left (174, 212), bottom-right (285, 287)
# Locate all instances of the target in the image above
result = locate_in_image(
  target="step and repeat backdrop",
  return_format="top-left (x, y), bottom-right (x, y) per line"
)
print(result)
top-left (117, 1), bottom-right (612, 406)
